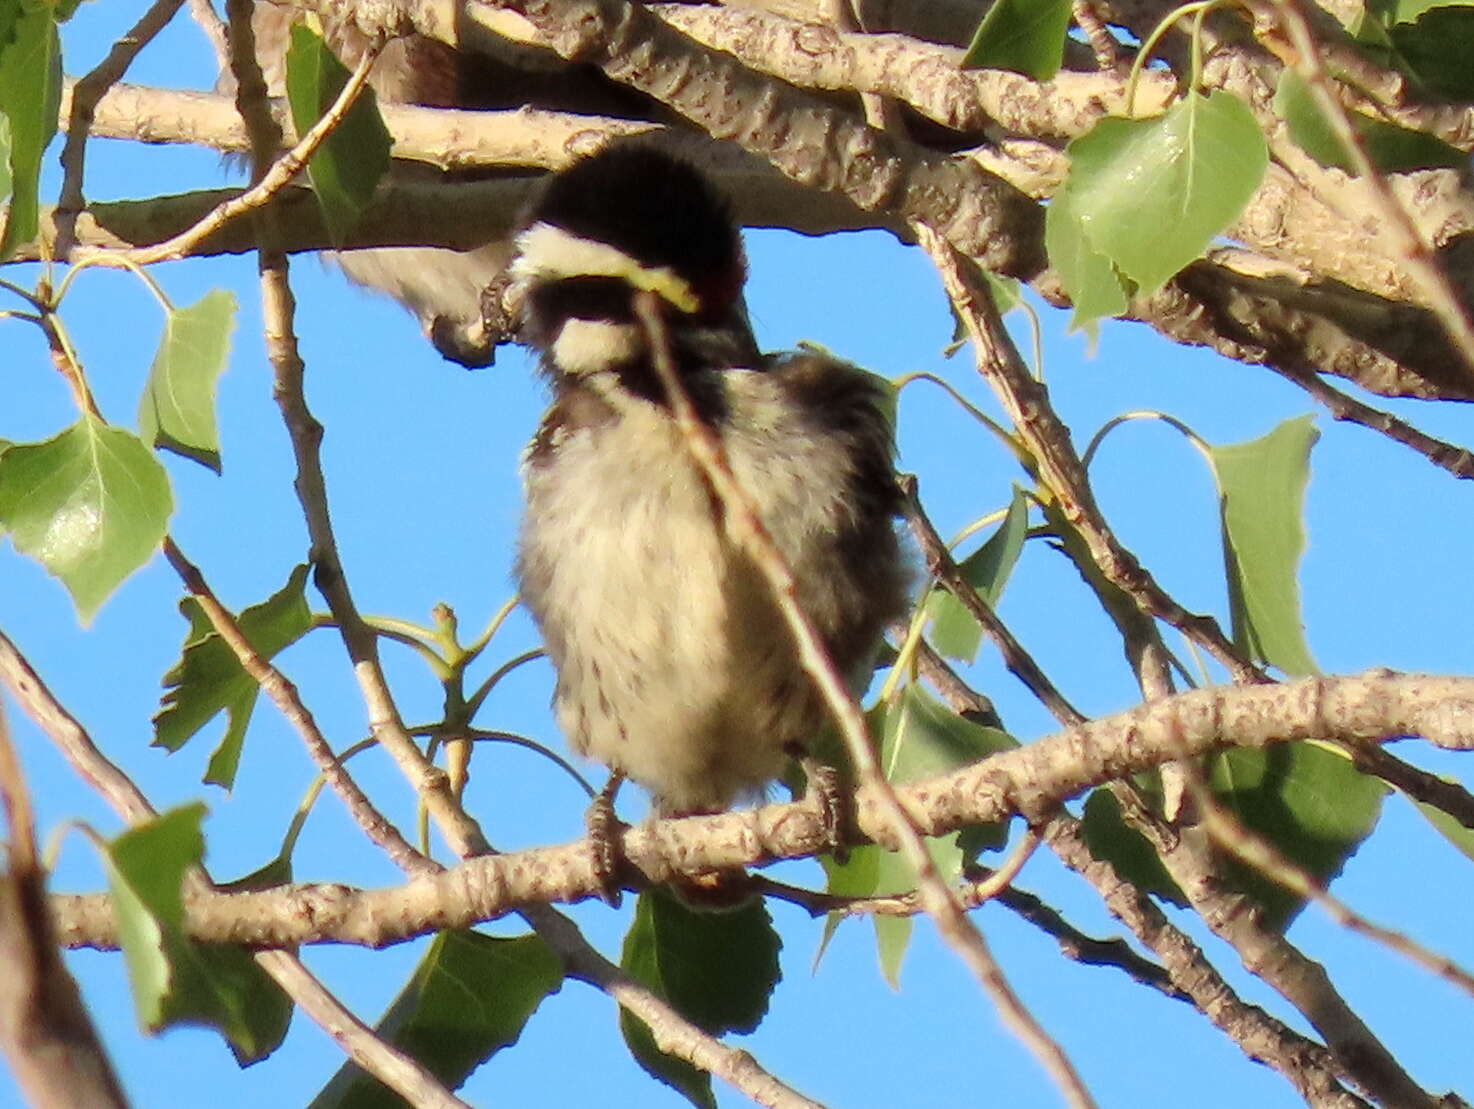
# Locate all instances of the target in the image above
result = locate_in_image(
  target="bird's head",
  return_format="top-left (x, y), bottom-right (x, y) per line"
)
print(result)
top-left (511, 146), bottom-right (757, 380)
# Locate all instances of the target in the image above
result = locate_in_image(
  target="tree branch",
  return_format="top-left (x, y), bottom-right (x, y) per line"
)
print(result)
top-left (0, 700), bottom-right (129, 1109)
top-left (48, 670), bottom-right (1474, 948)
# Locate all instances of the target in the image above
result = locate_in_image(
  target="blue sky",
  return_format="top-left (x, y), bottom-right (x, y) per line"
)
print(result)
top-left (3, 3), bottom-right (1474, 1106)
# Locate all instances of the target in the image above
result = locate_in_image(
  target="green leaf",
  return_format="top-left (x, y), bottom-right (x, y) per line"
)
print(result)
top-left (1208, 742), bottom-right (1386, 929)
top-left (138, 290), bottom-right (237, 473)
top-left (0, 0), bottom-right (61, 259)
top-left (0, 112), bottom-right (12, 202)
top-left (925, 486), bottom-right (1029, 663)
top-left (961, 0), bottom-right (1072, 79)
top-left (831, 688), bottom-right (1016, 983)
top-left (0, 417), bottom-right (173, 622)
top-left (1209, 415), bottom-right (1319, 676)
top-left (1388, 8), bottom-right (1474, 99)
top-left (1045, 188), bottom-right (1130, 327)
top-left (1065, 91), bottom-right (1268, 295)
top-left (311, 931), bottom-right (562, 1109)
top-left (1274, 70), bottom-right (1354, 169)
top-left (0, 0), bottom-right (21, 56)
top-left (1079, 788), bottom-right (1187, 907)
top-left (153, 564), bottom-right (313, 788)
top-left (619, 888), bottom-right (781, 1108)
top-left (1274, 69), bottom-right (1463, 172)
top-left (880, 684), bottom-right (1018, 788)
top-left (1411, 796), bottom-right (1474, 863)
top-left (102, 804), bottom-right (291, 1064)
top-left (1376, 0), bottom-right (1474, 26)
top-left (284, 23), bottom-right (391, 245)
top-left (983, 272), bottom-right (1023, 315)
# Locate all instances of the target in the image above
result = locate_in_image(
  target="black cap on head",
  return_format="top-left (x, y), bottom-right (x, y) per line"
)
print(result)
top-left (526, 145), bottom-right (746, 319)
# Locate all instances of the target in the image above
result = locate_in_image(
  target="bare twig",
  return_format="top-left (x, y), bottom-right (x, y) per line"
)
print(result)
top-left (94, 38), bottom-right (386, 267)
top-left (187, 0), bottom-right (230, 73)
top-left (525, 905), bottom-right (827, 1109)
top-left (1044, 816), bottom-right (1370, 1109)
top-left (1116, 786), bottom-right (1448, 1109)
top-left (253, 951), bottom-right (474, 1109)
top-left (1071, 0), bottom-right (1130, 74)
top-left (917, 224), bottom-right (1264, 685)
top-left (160, 540), bottom-right (429, 873)
top-left (1268, 361), bottom-right (1474, 481)
top-left (0, 629), bottom-right (155, 825)
top-left (901, 479), bottom-right (1085, 726)
top-left (1341, 742), bottom-right (1474, 830)
top-left (43, 669), bottom-right (1474, 951)
top-left (0, 700), bottom-right (129, 1109)
top-left (1190, 774), bottom-right (1474, 999)
top-left (54, 0), bottom-right (189, 258)
top-left (632, 291), bottom-right (1098, 1109)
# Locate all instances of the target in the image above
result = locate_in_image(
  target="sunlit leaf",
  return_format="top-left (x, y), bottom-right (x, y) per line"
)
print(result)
top-left (619, 888), bottom-right (781, 1108)
top-left (961, 0), bottom-right (1072, 79)
top-left (1274, 70), bottom-right (1462, 172)
top-left (1209, 415), bottom-right (1319, 676)
top-left (153, 564), bottom-right (313, 788)
top-left (311, 931), bottom-right (561, 1108)
top-left (1411, 795), bottom-right (1474, 863)
top-left (103, 804), bottom-right (291, 1063)
top-left (1065, 91), bottom-right (1267, 295)
top-left (1209, 742), bottom-right (1386, 929)
top-left (1045, 188), bottom-right (1130, 327)
top-left (827, 689), bottom-right (1017, 983)
top-left (0, 417), bottom-right (172, 622)
top-left (0, 1), bottom-right (60, 259)
top-left (926, 486), bottom-right (1029, 663)
top-left (139, 289), bottom-right (238, 472)
top-left (284, 23), bottom-right (391, 245)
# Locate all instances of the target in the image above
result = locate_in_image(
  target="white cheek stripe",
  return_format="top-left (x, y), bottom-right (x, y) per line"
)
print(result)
top-left (552, 319), bottom-right (642, 375)
top-left (511, 222), bottom-right (700, 313)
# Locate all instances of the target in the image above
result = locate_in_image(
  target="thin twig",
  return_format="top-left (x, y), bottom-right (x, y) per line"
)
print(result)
top-left (1188, 774), bottom-right (1474, 999)
top-left (253, 951), bottom-right (474, 1109)
top-left (187, 0), bottom-right (230, 74)
top-left (1115, 783), bottom-right (1445, 1109)
top-left (1340, 742), bottom-right (1474, 830)
top-left (1269, 361), bottom-right (1474, 481)
top-left (0, 629), bottom-right (155, 825)
top-left (1072, 0), bottom-right (1131, 74)
top-left (96, 38), bottom-right (386, 268)
top-left (902, 631), bottom-right (1004, 729)
top-left (161, 540), bottom-right (430, 873)
top-left (633, 291), bottom-right (1098, 1109)
top-left (917, 223), bottom-right (1264, 685)
top-left (0, 625), bottom-right (467, 1107)
top-left (0, 701), bottom-right (130, 1109)
top-left (54, 0), bottom-right (189, 259)
top-left (1043, 816), bottom-right (1370, 1109)
top-left (902, 479), bottom-right (1085, 726)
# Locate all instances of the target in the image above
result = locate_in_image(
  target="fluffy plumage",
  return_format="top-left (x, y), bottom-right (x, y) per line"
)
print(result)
top-left (513, 146), bottom-right (907, 814)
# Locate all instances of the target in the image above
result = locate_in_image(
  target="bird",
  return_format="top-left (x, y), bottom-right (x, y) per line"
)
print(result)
top-left (512, 145), bottom-right (908, 846)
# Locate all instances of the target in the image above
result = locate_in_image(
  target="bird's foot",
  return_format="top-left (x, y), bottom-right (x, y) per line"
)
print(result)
top-left (586, 772), bottom-right (627, 907)
top-left (787, 744), bottom-right (851, 865)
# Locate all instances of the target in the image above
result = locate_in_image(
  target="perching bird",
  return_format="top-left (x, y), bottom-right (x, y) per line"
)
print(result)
top-left (513, 145), bottom-right (908, 826)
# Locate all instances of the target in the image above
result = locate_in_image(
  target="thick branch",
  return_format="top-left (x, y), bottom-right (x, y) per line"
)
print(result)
top-left (50, 670), bottom-right (1474, 949)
